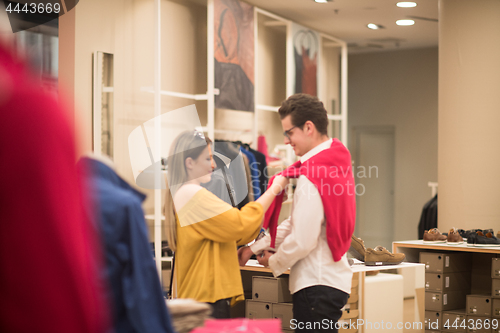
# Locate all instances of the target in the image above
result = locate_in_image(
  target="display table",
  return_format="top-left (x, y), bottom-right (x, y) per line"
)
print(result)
top-left (241, 259), bottom-right (425, 333)
top-left (393, 240), bottom-right (500, 332)
top-left (393, 240), bottom-right (500, 258)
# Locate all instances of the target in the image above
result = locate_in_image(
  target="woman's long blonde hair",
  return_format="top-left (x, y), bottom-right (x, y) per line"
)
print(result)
top-left (164, 130), bottom-right (212, 252)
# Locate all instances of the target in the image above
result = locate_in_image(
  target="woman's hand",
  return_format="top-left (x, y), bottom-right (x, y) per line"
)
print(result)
top-left (237, 246), bottom-right (254, 267)
top-left (271, 175), bottom-right (289, 195)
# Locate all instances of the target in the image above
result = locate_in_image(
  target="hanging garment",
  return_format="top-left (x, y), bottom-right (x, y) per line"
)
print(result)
top-left (0, 42), bottom-right (110, 333)
top-left (204, 141), bottom-right (250, 208)
top-left (257, 135), bottom-right (270, 162)
top-left (263, 139), bottom-right (356, 262)
top-left (248, 147), bottom-right (268, 198)
top-left (78, 158), bottom-right (175, 333)
top-left (241, 154), bottom-right (254, 202)
top-left (240, 146), bottom-right (261, 199)
top-left (418, 194), bottom-right (438, 239)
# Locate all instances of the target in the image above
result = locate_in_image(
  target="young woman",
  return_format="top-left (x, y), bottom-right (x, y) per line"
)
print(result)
top-left (164, 130), bottom-right (288, 318)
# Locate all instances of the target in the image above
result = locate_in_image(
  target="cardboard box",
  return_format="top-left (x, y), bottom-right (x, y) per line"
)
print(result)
top-left (426, 272), bottom-right (471, 292)
top-left (443, 310), bottom-right (467, 331)
top-left (493, 299), bottom-right (500, 318)
top-left (467, 295), bottom-right (493, 316)
top-left (426, 290), bottom-right (467, 311)
top-left (420, 252), bottom-right (472, 273)
top-left (245, 300), bottom-right (273, 319)
top-left (252, 276), bottom-right (292, 303)
top-left (466, 315), bottom-right (492, 333)
top-left (425, 310), bottom-right (442, 330)
top-left (493, 259), bottom-right (500, 279)
top-left (492, 279), bottom-right (500, 298)
top-left (471, 255), bottom-right (495, 295)
top-left (272, 303), bottom-right (293, 330)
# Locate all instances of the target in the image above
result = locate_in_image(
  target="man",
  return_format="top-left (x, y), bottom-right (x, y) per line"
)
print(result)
top-left (238, 93), bottom-right (356, 332)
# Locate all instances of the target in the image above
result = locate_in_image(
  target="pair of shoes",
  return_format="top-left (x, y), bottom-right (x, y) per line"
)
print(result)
top-left (365, 246), bottom-right (406, 266)
top-left (446, 228), bottom-right (464, 245)
top-left (423, 228), bottom-right (447, 243)
top-left (348, 235), bottom-right (365, 262)
top-left (467, 230), bottom-right (500, 247)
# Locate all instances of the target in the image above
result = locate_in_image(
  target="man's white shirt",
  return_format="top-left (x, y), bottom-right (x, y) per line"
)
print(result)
top-left (250, 138), bottom-right (352, 295)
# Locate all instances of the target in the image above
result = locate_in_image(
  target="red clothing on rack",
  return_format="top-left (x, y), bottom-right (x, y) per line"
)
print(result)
top-left (0, 42), bottom-right (110, 333)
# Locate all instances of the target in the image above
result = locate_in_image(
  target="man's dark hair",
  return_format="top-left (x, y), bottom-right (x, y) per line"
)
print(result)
top-left (278, 93), bottom-right (328, 136)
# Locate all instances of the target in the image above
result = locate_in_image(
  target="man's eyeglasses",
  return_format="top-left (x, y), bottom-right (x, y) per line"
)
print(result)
top-left (283, 125), bottom-right (300, 140)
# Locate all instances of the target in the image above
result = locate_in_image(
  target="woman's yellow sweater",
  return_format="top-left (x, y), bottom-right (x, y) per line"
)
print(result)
top-left (175, 188), bottom-right (263, 304)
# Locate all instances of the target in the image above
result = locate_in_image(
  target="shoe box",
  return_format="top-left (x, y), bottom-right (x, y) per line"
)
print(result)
top-left (492, 279), bottom-right (500, 298)
top-left (246, 299), bottom-right (273, 319)
top-left (467, 295), bottom-right (493, 316)
top-left (420, 252), bottom-right (472, 273)
top-left (465, 315), bottom-right (494, 333)
top-left (252, 276), bottom-right (293, 303)
top-left (272, 302), bottom-right (293, 331)
top-left (426, 290), bottom-right (468, 311)
top-left (493, 259), bottom-right (500, 279)
top-left (494, 299), bottom-right (500, 318)
top-left (426, 272), bottom-right (471, 292)
top-left (442, 310), bottom-right (467, 332)
top-left (425, 311), bottom-right (442, 330)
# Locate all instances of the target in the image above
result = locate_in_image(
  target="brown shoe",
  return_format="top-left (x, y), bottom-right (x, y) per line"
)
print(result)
top-left (446, 227), bottom-right (464, 245)
top-left (348, 235), bottom-right (366, 262)
top-left (423, 228), bottom-right (447, 243)
top-left (364, 246), bottom-right (406, 266)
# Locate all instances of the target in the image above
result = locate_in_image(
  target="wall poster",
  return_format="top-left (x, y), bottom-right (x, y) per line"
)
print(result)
top-left (214, 0), bottom-right (255, 112)
top-left (291, 23), bottom-right (320, 96)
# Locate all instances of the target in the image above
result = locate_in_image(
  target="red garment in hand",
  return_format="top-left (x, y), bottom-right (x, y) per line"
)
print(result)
top-left (0, 43), bottom-right (110, 332)
top-left (263, 139), bottom-right (356, 262)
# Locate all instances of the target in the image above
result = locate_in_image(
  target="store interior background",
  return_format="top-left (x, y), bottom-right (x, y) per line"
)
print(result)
top-left (5, 0), bottom-right (498, 251)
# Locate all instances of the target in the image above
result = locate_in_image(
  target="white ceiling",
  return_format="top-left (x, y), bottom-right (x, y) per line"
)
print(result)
top-left (244, 0), bottom-right (439, 53)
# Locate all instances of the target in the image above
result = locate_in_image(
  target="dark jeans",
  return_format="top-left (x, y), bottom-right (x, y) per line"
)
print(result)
top-left (291, 285), bottom-right (349, 333)
top-left (207, 298), bottom-right (231, 319)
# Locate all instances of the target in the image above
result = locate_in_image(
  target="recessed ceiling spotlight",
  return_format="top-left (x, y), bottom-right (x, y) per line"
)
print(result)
top-left (367, 23), bottom-right (385, 30)
top-left (396, 19), bottom-right (415, 26)
top-left (397, 2), bottom-right (417, 8)
top-left (314, 0), bottom-right (332, 3)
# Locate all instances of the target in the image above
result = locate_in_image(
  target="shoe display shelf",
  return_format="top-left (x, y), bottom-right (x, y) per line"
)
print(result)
top-left (393, 240), bottom-right (500, 333)
top-left (241, 259), bottom-right (424, 333)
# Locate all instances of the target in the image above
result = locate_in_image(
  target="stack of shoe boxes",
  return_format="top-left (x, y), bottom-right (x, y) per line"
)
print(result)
top-left (491, 258), bottom-right (500, 333)
top-left (421, 252), bottom-right (472, 332)
top-left (245, 274), bottom-right (360, 332)
top-left (245, 276), bottom-right (293, 332)
top-left (464, 256), bottom-right (499, 333)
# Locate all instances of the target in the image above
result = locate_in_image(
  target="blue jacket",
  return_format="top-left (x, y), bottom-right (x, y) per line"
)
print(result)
top-left (79, 158), bottom-right (174, 333)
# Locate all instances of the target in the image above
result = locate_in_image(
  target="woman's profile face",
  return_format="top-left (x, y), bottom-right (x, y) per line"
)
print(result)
top-left (190, 144), bottom-right (215, 184)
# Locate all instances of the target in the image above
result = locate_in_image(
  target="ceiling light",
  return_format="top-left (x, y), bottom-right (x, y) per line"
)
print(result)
top-left (367, 23), bottom-right (385, 30)
top-left (396, 19), bottom-right (415, 26)
top-left (397, 2), bottom-right (417, 8)
top-left (314, 0), bottom-right (331, 3)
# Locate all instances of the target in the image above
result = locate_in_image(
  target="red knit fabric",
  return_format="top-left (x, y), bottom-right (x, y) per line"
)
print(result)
top-left (263, 139), bottom-right (356, 262)
top-left (0, 43), bottom-right (110, 333)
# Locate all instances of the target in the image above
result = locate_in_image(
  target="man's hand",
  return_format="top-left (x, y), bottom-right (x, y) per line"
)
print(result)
top-left (237, 246), bottom-right (254, 266)
top-left (257, 250), bottom-right (274, 267)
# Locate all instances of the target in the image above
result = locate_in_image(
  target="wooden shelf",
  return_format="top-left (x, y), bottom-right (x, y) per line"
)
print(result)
top-left (393, 240), bottom-right (500, 254)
